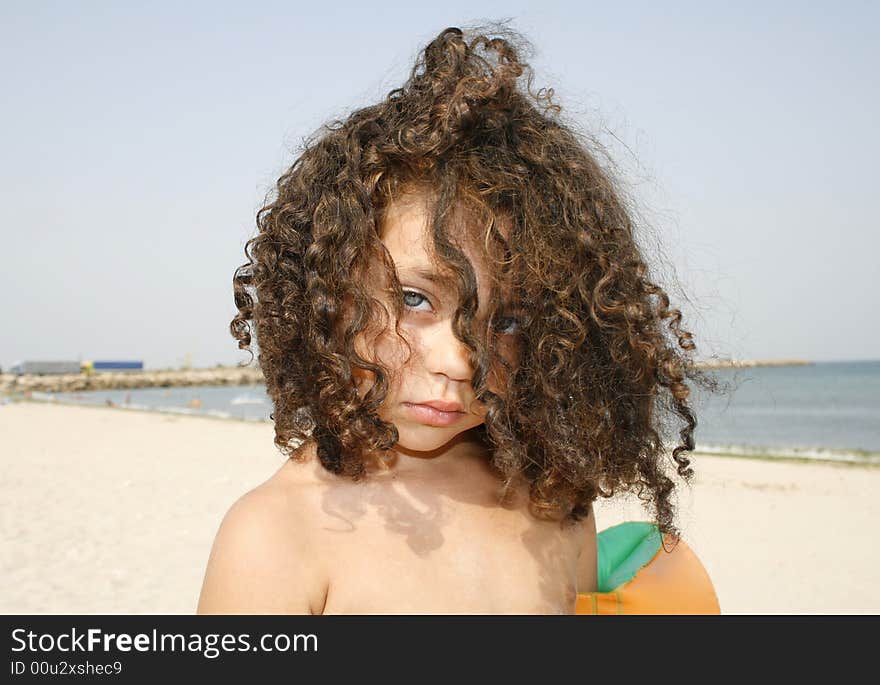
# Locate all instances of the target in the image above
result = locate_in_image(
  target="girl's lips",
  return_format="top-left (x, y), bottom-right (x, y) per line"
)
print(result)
top-left (402, 402), bottom-right (465, 427)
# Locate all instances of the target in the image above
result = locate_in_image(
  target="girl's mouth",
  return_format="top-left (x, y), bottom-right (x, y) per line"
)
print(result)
top-left (402, 402), bottom-right (465, 427)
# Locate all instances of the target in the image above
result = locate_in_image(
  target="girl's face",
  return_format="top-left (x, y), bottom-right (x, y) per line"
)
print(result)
top-left (352, 192), bottom-right (517, 457)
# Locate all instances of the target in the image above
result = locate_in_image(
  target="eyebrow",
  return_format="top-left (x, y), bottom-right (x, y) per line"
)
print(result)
top-left (397, 266), bottom-right (456, 288)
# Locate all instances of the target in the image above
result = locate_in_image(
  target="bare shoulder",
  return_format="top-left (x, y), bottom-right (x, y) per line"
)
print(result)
top-left (196, 459), bottom-right (329, 615)
top-left (575, 503), bottom-right (598, 594)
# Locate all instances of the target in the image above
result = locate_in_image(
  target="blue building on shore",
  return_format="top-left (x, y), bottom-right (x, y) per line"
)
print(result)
top-left (7, 360), bottom-right (145, 375)
top-left (83, 360), bottom-right (144, 374)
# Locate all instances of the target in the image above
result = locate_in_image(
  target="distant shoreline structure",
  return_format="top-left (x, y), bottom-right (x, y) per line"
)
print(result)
top-left (694, 358), bottom-right (814, 369)
top-left (0, 365), bottom-right (264, 395)
top-left (0, 358), bottom-right (815, 395)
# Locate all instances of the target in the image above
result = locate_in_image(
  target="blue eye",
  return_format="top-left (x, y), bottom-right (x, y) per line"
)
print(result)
top-left (402, 289), bottom-right (432, 311)
top-left (493, 316), bottom-right (519, 335)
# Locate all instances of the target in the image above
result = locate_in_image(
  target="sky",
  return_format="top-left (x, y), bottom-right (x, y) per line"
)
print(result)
top-left (1, 1), bottom-right (876, 370)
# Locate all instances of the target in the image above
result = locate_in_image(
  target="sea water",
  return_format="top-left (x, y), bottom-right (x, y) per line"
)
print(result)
top-left (35, 360), bottom-right (880, 465)
top-left (689, 359), bottom-right (879, 463)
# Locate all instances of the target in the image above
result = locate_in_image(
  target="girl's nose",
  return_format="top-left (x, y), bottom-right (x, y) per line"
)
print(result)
top-left (424, 320), bottom-right (474, 382)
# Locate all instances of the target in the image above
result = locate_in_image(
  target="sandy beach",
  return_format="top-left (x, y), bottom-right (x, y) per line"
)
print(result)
top-left (1, 400), bottom-right (877, 614)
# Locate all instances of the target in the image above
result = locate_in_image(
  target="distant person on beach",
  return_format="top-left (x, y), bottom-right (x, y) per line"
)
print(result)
top-left (198, 24), bottom-right (721, 615)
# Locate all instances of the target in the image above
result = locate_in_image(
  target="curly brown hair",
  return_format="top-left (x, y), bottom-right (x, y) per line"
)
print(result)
top-left (231, 23), bottom-right (724, 537)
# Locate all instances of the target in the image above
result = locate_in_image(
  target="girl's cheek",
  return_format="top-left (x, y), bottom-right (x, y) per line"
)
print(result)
top-left (373, 328), bottom-right (412, 370)
top-left (351, 327), bottom-right (413, 398)
top-left (485, 341), bottom-right (520, 397)
top-left (485, 367), bottom-right (506, 397)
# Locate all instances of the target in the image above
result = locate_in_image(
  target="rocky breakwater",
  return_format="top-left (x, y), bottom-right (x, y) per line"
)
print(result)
top-left (1, 359), bottom-right (814, 396)
top-left (0, 365), bottom-right (265, 396)
top-left (695, 358), bottom-right (813, 369)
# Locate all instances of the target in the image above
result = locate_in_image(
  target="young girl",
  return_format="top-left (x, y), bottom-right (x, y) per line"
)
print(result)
top-left (197, 24), bottom-right (721, 615)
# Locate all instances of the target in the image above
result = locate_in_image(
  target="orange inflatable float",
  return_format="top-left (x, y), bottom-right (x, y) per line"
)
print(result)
top-left (576, 521), bottom-right (720, 615)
